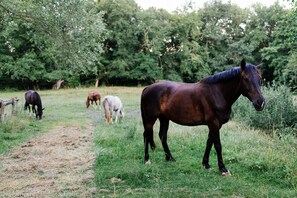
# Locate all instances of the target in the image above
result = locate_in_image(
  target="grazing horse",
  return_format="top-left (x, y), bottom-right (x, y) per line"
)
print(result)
top-left (102, 95), bottom-right (124, 124)
top-left (86, 91), bottom-right (101, 109)
top-left (24, 90), bottom-right (44, 120)
top-left (141, 60), bottom-right (265, 175)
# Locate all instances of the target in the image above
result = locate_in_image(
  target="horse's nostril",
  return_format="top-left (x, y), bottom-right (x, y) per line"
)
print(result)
top-left (257, 99), bottom-right (263, 106)
top-left (255, 99), bottom-right (265, 110)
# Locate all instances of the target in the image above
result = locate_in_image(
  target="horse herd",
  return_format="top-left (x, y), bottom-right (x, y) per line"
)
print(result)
top-left (85, 91), bottom-right (124, 124)
top-left (24, 60), bottom-right (265, 176)
top-left (24, 90), bottom-right (124, 124)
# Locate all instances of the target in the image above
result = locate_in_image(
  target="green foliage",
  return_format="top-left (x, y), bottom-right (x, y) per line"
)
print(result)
top-left (1, 0), bottom-right (297, 89)
top-left (233, 85), bottom-right (297, 137)
top-left (260, 3), bottom-right (297, 86)
top-left (283, 52), bottom-right (297, 91)
top-left (0, 0), bottom-right (105, 86)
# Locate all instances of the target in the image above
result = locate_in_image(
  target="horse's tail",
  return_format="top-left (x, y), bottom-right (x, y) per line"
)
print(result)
top-left (103, 99), bottom-right (111, 124)
top-left (86, 97), bottom-right (90, 108)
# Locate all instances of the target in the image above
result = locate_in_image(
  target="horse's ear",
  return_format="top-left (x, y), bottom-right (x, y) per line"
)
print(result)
top-left (256, 63), bottom-right (263, 69)
top-left (240, 59), bottom-right (246, 70)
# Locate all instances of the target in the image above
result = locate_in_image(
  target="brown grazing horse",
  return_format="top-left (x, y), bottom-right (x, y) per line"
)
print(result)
top-left (141, 60), bottom-right (265, 175)
top-left (86, 91), bottom-right (101, 108)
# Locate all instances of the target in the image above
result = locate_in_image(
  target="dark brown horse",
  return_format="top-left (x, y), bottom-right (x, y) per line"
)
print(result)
top-left (141, 60), bottom-right (265, 175)
top-left (86, 91), bottom-right (101, 109)
top-left (24, 90), bottom-right (44, 120)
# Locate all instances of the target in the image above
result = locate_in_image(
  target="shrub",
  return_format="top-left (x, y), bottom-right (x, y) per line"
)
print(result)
top-left (232, 85), bottom-right (297, 137)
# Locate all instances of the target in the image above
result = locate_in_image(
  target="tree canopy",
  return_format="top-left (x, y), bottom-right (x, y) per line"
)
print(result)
top-left (0, 0), bottom-right (296, 90)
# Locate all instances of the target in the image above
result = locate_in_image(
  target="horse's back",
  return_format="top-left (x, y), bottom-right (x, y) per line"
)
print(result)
top-left (141, 81), bottom-right (197, 109)
top-left (103, 95), bottom-right (123, 108)
top-left (89, 91), bottom-right (100, 96)
top-left (141, 81), bottom-right (183, 117)
top-left (25, 90), bottom-right (36, 103)
top-left (141, 81), bottom-right (209, 126)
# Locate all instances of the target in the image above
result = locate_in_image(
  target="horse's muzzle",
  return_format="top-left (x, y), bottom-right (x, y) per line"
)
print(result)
top-left (253, 98), bottom-right (265, 111)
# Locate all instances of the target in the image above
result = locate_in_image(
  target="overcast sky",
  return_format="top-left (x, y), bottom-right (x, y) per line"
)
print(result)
top-left (134, 0), bottom-right (291, 12)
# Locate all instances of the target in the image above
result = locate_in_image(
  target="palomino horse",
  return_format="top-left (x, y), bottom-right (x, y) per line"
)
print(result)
top-left (86, 91), bottom-right (101, 109)
top-left (24, 90), bottom-right (44, 120)
top-left (141, 60), bottom-right (265, 175)
top-left (102, 95), bottom-right (124, 124)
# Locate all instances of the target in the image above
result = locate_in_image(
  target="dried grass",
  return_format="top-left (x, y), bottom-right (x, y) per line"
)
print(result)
top-left (0, 124), bottom-right (96, 197)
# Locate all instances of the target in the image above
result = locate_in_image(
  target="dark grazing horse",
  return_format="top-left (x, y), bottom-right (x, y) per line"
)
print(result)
top-left (24, 90), bottom-right (44, 120)
top-left (141, 60), bottom-right (265, 175)
top-left (86, 91), bottom-right (101, 109)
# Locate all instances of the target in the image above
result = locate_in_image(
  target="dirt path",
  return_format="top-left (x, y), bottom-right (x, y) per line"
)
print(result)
top-left (0, 124), bottom-right (96, 197)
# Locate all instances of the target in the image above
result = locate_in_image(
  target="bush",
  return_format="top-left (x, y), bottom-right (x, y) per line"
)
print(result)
top-left (232, 85), bottom-right (297, 137)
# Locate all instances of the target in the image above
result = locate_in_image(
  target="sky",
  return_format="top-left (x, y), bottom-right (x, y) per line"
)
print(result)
top-left (134, 0), bottom-right (291, 12)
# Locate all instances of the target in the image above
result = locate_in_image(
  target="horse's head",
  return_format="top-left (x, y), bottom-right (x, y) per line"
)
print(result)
top-left (86, 99), bottom-right (90, 108)
top-left (37, 108), bottom-right (44, 120)
top-left (240, 59), bottom-right (265, 111)
top-left (120, 108), bottom-right (124, 118)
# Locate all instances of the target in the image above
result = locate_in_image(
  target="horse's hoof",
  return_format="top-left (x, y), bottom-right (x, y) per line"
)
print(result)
top-left (145, 160), bottom-right (151, 165)
top-left (221, 169), bottom-right (232, 176)
top-left (166, 156), bottom-right (176, 162)
top-left (202, 163), bottom-right (211, 170)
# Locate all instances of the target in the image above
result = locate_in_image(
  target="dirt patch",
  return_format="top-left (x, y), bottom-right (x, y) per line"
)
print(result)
top-left (0, 124), bottom-right (96, 197)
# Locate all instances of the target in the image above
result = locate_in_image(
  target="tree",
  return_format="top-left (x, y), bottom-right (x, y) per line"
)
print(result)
top-left (198, 0), bottom-right (249, 72)
top-left (244, 2), bottom-right (287, 82)
top-left (0, 0), bottom-right (105, 87)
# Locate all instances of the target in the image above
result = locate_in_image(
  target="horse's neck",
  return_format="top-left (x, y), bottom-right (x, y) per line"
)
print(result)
top-left (217, 77), bottom-right (242, 107)
top-left (36, 98), bottom-right (42, 110)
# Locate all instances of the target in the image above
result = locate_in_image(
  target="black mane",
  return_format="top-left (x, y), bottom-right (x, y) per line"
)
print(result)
top-left (202, 67), bottom-right (241, 84)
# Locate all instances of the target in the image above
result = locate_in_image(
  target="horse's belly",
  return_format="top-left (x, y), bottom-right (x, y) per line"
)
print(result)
top-left (163, 107), bottom-right (206, 126)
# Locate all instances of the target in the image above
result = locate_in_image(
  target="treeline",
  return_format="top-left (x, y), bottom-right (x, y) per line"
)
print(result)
top-left (0, 0), bottom-right (296, 90)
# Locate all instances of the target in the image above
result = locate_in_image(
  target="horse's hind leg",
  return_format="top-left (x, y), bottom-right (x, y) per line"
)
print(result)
top-left (143, 118), bottom-right (157, 164)
top-left (202, 133), bottom-right (213, 169)
top-left (159, 116), bottom-right (175, 162)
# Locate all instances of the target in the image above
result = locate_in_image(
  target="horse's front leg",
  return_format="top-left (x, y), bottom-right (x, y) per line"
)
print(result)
top-left (93, 100), bottom-right (98, 109)
top-left (32, 105), bottom-right (37, 118)
top-left (94, 100), bottom-right (98, 109)
top-left (205, 122), bottom-right (231, 176)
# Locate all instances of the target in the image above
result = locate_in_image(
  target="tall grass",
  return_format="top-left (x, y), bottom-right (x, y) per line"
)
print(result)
top-left (0, 91), bottom-right (41, 153)
top-left (0, 113), bottom-right (42, 153)
top-left (233, 84), bottom-right (297, 137)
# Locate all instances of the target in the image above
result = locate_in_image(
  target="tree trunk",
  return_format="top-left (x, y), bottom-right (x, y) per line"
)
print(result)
top-left (95, 78), bottom-right (99, 87)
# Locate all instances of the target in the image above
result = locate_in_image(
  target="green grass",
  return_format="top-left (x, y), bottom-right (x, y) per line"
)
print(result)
top-left (92, 87), bottom-right (297, 197)
top-left (1, 87), bottom-right (297, 197)
top-left (0, 88), bottom-right (93, 153)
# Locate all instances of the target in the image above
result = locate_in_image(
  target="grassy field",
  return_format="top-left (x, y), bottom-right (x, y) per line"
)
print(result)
top-left (1, 87), bottom-right (296, 197)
